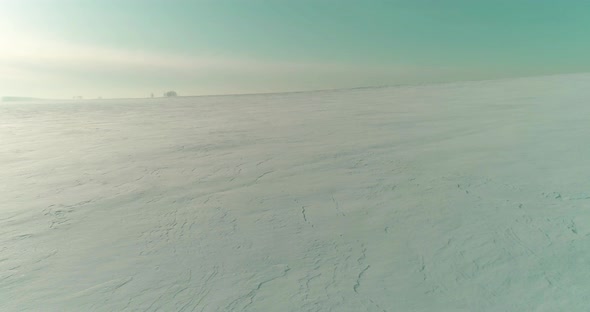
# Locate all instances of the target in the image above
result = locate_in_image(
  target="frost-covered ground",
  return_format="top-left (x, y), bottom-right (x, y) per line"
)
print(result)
top-left (2, 74), bottom-right (590, 311)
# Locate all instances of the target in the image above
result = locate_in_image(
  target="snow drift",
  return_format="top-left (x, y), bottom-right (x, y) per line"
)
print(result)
top-left (2, 74), bottom-right (590, 311)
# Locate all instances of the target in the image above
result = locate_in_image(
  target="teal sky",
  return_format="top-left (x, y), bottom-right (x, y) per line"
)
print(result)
top-left (1, 0), bottom-right (590, 98)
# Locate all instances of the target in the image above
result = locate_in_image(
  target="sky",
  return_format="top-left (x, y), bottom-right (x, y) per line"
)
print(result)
top-left (1, 0), bottom-right (590, 99)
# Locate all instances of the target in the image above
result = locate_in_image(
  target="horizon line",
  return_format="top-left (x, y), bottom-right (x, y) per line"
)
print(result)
top-left (3, 71), bottom-right (590, 103)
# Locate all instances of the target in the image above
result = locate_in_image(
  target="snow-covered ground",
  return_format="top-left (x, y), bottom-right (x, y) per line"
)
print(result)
top-left (2, 74), bottom-right (590, 311)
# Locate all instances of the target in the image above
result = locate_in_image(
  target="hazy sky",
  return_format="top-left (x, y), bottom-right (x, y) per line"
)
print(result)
top-left (1, 0), bottom-right (590, 98)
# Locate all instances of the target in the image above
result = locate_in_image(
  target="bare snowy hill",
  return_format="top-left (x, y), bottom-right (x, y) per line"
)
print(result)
top-left (2, 74), bottom-right (590, 311)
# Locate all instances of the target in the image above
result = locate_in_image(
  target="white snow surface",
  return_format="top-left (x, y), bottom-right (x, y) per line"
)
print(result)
top-left (2, 74), bottom-right (590, 311)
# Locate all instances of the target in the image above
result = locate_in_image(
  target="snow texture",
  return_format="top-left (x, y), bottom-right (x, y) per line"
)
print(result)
top-left (2, 74), bottom-right (590, 311)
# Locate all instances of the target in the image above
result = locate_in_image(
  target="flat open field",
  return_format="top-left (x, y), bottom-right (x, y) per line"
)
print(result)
top-left (2, 74), bottom-right (590, 311)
